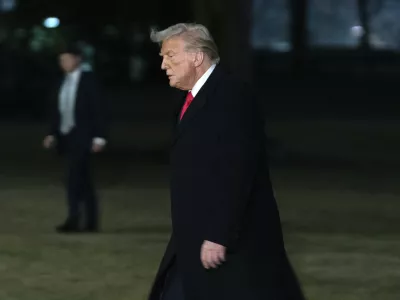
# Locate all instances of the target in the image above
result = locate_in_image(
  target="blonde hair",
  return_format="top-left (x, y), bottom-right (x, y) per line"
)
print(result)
top-left (150, 23), bottom-right (220, 64)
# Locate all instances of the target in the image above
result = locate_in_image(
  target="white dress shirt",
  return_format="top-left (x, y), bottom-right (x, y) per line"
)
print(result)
top-left (190, 64), bottom-right (216, 97)
top-left (57, 67), bottom-right (106, 146)
top-left (59, 68), bottom-right (81, 134)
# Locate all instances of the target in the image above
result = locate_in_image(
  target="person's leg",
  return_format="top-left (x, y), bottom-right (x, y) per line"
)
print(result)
top-left (82, 156), bottom-right (99, 231)
top-left (57, 135), bottom-right (84, 232)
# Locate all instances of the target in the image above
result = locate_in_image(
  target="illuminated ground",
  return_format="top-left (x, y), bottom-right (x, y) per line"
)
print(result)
top-left (0, 121), bottom-right (399, 300)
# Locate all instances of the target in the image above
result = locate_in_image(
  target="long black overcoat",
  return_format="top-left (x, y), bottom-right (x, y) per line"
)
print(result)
top-left (149, 66), bottom-right (305, 300)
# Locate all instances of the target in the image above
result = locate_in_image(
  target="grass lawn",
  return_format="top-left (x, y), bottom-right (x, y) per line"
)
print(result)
top-left (0, 120), bottom-right (399, 299)
top-left (0, 161), bottom-right (399, 300)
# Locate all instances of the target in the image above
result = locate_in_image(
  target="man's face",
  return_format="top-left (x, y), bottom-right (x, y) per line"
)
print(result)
top-left (160, 37), bottom-right (196, 90)
top-left (59, 53), bottom-right (80, 73)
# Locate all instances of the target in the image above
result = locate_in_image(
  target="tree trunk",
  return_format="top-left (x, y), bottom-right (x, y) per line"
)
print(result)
top-left (191, 0), bottom-right (253, 81)
top-left (289, 0), bottom-right (308, 76)
top-left (357, 0), bottom-right (370, 49)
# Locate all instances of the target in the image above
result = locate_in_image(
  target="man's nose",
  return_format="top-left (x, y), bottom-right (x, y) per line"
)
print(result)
top-left (161, 59), bottom-right (168, 70)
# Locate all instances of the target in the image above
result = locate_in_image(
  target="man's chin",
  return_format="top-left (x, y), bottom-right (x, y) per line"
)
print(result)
top-left (169, 80), bottom-right (177, 88)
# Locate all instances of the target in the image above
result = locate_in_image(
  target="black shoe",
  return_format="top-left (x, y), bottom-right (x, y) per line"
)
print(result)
top-left (56, 222), bottom-right (81, 233)
top-left (82, 225), bottom-right (99, 233)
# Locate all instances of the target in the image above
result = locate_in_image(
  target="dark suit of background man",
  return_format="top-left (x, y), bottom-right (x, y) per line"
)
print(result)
top-left (43, 46), bottom-right (107, 233)
top-left (147, 23), bottom-right (306, 300)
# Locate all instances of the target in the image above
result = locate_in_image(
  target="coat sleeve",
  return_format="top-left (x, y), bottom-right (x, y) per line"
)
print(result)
top-left (204, 81), bottom-right (263, 247)
top-left (86, 73), bottom-right (108, 139)
top-left (47, 84), bottom-right (60, 136)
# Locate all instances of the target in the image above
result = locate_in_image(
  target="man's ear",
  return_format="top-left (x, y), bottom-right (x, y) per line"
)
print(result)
top-left (193, 51), bottom-right (204, 67)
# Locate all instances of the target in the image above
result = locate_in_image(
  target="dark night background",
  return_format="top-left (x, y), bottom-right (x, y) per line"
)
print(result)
top-left (0, 1), bottom-right (399, 299)
top-left (2, 0), bottom-right (400, 120)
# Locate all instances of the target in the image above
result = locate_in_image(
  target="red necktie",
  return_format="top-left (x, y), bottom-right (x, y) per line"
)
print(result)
top-left (179, 91), bottom-right (194, 120)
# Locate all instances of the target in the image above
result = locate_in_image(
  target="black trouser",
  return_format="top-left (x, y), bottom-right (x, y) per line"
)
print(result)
top-left (161, 262), bottom-right (185, 300)
top-left (59, 131), bottom-right (98, 228)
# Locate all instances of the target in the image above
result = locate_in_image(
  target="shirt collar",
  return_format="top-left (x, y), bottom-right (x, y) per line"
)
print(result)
top-left (67, 67), bottom-right (81, 80)
top-left (190, 64), bottom-right (216, 97)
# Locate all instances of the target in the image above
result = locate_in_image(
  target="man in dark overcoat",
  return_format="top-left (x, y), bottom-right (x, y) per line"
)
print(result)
top-left (148, 23), bottom-right (305, 300)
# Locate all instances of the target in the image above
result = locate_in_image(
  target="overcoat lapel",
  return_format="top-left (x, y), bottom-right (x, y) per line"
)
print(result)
top-left (172, 65), bottom-right (223, 146)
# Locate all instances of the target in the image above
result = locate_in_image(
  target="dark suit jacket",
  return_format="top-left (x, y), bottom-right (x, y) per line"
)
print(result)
top-left (48, 71), bottom-right (107, 152)
top-left (149, 66), bottom-right (305, 300)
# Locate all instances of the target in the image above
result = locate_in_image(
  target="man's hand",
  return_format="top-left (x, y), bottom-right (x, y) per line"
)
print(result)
top-left (201, 240), bottom-right (226, 269)
top-left (91, 142), bottom-right (104, 153)
top-left (43, 135), bottom-right (55, 149)
top-left (92, 137), bottom-right (106, 153)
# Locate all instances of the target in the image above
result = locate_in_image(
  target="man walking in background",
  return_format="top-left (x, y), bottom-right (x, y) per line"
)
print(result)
top-left (148, 23), bottom-right (305, 300)
top-left (43, 45), bottom-right (107, 233)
